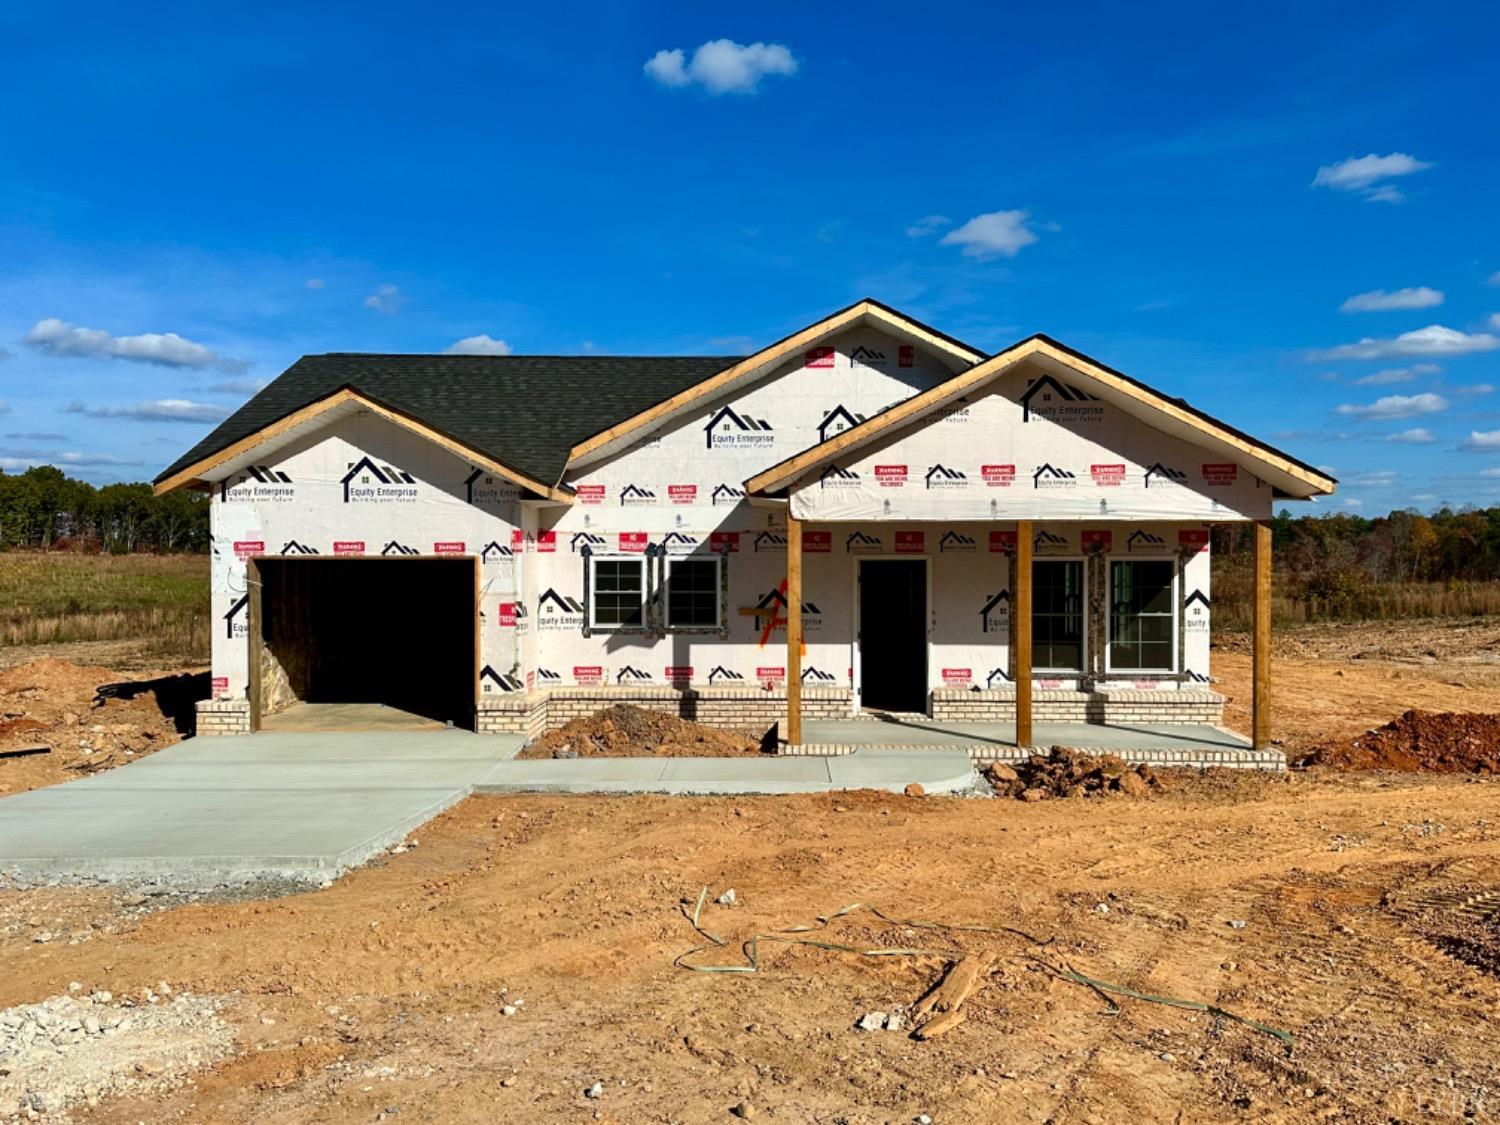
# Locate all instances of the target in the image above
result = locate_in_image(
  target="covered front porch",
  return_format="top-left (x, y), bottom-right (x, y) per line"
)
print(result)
top-left (771, 514), bottom-right (1272, 756)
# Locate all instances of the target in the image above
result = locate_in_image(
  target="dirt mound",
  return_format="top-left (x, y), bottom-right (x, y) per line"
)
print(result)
top-left (518, 704), bottom-right (766, 759)
top-left (0, 657), bottom-right (123, 700)
top-left (0, 660), bottom-right (203, 794)
top-left (986, 746), bottom-right (1163, 800)
top-left (1297, 709), bottom-right (1500, 773)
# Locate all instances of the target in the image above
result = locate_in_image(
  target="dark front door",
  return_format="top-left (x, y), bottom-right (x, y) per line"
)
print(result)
top-left (858, 559), bottom-right (927, 712)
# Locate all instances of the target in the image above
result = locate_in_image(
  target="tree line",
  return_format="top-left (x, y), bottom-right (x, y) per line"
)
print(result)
top-left (0, 466), bottom-right (208, 553)
top-left (1213, 506), bottom-right (1500, 624)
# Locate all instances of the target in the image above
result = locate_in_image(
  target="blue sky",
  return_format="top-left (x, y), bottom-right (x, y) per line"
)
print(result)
top-left (2, 0), bottom-right (1498, 512)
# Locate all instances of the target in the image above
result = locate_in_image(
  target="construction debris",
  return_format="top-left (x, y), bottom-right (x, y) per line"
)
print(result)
top-left (911, 950), bottom-right (995, 1039)
top-left (1296, 709), bottom-right (1500, 773)
top-left (673, 887), bottom-right (1292, 1047)
top-left (518, 705), bottom-right (764, 759)
top-left (985, 747), bottom-right (1163, 800)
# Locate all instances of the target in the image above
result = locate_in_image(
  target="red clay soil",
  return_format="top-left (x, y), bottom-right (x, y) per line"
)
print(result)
top-left (1298, 709), bottom-right (1500, 773)
top-left (0, 658), bottom-right (198, 794)
top-left (517, 704), bottom-right (767, 759)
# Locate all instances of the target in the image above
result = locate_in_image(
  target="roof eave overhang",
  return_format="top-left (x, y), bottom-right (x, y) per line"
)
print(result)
top-left (153, 385), bottom-right (573, 503)
top-left (745, 335), bottom-right (1337, 501)
top-left (562, 298), bottom-right (987, 473)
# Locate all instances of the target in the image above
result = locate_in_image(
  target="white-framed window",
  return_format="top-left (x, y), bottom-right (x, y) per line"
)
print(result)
top-left (588, 556), bottom-right (647, 631)
top-left (1032, 558), bottom-right (1085, 672)
top-left (663, 555), bottom-right (722, 630)
top-left (1107, 559), bottom-right (1177, 673)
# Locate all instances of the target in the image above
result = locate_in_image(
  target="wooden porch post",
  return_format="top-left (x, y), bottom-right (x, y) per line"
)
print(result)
top-left (247, 557), bottom-right (263, 733)
top-left (786, 512), bottom-right (803, 746)
top-left (1014, 520), bottom-right (1033, 748)
top-left (1252, 519), bottom-right (1272, 751)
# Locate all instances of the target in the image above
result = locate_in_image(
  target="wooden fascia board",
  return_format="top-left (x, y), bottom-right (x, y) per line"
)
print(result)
top-left (564, 301), bottom-right (985, 467)
top-left (1023, 339), bottom-right (1335, 494)
top-left (154, 388), bottom-right (362, 495)
top-left (746, 337), bottom-right (1336, 497)
top-left (153, 387), bottom-right (571, 503)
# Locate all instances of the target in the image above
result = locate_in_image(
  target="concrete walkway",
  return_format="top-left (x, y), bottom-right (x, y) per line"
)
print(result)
top-left (0, 735), bottom-right (979, 888)
top-left (473, 745), bottom-right (977, 796)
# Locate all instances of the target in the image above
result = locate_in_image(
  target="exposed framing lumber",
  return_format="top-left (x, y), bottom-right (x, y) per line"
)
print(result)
top-left (153, 387), bottom-right (571, 502)
top-left (567, 299), bottom-right (985, 466)
top-left (745, 336), bottom-right (1337, 498)
top-left (1014, 521), bottom-right (1033, 749)
top-left (786, 512), bottom-right (803, 746)
top-left (1253, 519), bottom-right (1272, 751)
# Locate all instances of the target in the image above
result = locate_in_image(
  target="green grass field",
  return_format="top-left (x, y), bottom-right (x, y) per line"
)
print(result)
top-left (0, 552), bottom-right (209, 660)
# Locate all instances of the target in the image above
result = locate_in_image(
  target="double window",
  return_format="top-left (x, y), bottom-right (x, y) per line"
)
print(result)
top-left (1108, 560), bottom-right (1175, 672)
top-left (586, 554), bottom-right (724, 633)
top-left (1028, 557), bottom-right (1178, 675)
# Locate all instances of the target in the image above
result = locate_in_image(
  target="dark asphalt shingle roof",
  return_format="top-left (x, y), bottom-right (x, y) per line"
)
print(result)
top-left (155, 353), bottom-right (744, 489)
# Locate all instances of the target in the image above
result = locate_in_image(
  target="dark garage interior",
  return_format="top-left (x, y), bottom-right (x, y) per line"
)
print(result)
top-left (253, 557), bottom-right (477, 730)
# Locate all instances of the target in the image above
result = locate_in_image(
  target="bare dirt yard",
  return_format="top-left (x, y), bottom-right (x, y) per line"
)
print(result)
top-left (0, 619), bottom-right (1498, 1123)
top-left (0, 658), bottom-right (202, 796)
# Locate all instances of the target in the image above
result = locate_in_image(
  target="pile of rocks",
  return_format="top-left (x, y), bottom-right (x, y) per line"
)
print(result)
top-left (0, 989), bottom-right (233, 1118)
top-left (986, 746), bottom-right (1162, 801)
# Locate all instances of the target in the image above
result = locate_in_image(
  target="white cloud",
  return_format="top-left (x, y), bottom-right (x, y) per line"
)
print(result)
top-left (65, 399), bottom-right (229, 423)
top-left (207, 377), bottom-right (271, 395)
top-left (24, 317), bottom-right (243, 371)
top-left (644, 40), bottom-right (797, 95)
top-left (938, 210), bottom-right (1039, 259)
top-left (1490, 312), bottom-right (1500, 331)
top-left (1343, 498), bottom-right (1364, 508)
top-left (1311, 325), bottom-right (1500, 361)
top-left (1454, 383), bottom-right (1496, 396)
top-left (644, 49), bottom-right (689, 87)
top-left (0, 446), bottom-right (138, 468)
top-left (1480, 467), bottom-right (1500, 478)
top-left (363, 284), bottom-right (402, 314)
top-left (1350, 363), bottom-right (1440, 386)
top-left (305, 277), bottom-right (325, 290)
top-left (1340, 286), bottom-right (1443, 313)
top-left (1334, 392), bottom-right (1448, 420)
top-left (905, 215), bottom-right (952, 238)
top-left (1386, 427), bottom-right (1436, 444)
top-left (707, 334), bottom-right (755, 352)
top-left (1312, 152), bottom-right (1432, 202)
top-left (1349, 469), bottom-right (1398, 486)
top-left (1460, 430), bottom-right (1500, 451)
top-left (0, 400), bottom-right (9, 415)
top-left (1488, 271), bottom-right (1500, 286)
top-left (444, 334), bottom-right (513, 356)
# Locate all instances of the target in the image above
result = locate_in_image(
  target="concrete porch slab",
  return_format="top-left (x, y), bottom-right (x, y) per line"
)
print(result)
top-left (803, 718), bottom-right (1249, 750)
top-left (798, 718), bottom-right (1280, 770)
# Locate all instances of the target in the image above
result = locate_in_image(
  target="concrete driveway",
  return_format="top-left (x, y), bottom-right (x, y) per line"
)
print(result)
top-left (0, 733), bottom-right (980, 889)
top-left (0, 731), bottom-right (524, 888)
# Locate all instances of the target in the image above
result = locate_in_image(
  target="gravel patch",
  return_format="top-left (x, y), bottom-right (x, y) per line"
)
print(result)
top-left (0, 990), bottom-right (234, 1119)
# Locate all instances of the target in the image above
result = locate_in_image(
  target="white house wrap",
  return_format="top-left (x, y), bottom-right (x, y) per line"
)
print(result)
top-left (158, 299), bottom-right (1334, 748)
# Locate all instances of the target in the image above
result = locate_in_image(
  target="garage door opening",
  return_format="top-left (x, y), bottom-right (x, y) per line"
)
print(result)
top-left (250, 557), bottom-right (477, 732)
